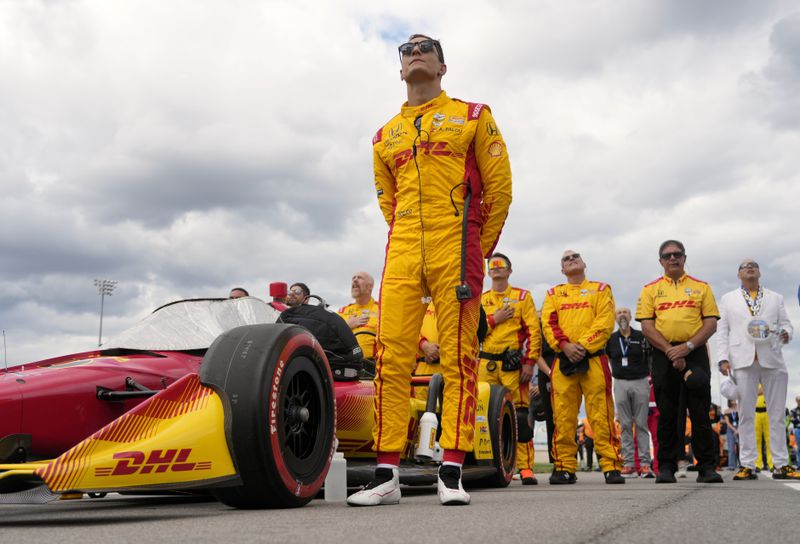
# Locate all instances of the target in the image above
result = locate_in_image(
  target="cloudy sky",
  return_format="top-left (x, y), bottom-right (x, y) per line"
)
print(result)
top-left (1, 0), bottom-right (799, 404)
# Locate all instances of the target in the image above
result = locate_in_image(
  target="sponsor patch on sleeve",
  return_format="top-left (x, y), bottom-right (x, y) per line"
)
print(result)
top-left (467, 102), bottom-right (485, 121)
top-left (372, 127), bottom-right (383, 145)
top-left (487, 141), bottom-right (503, 157)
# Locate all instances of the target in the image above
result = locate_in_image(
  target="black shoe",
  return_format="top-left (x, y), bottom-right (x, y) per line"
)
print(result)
top-left (655, 470), bottom-right (677, 484)
top-left (549, 470), bottom-right (577, 485)
top-left (604, 470), bottom-right (625, 484)
top-left (696, 470), bottom-right (723, 483)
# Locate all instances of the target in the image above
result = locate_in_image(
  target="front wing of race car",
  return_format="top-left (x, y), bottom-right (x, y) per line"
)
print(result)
top-left (0, 373), bottom-right (237, 499)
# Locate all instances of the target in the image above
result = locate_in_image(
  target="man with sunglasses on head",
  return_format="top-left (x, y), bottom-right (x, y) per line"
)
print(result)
top-left (347, 34), bottom-right (512, 507)
top-left (541, 250), bottom-right (623, 485)
top-left (716, 259), bottom-right (796, 480)
top-left (635, 240), bottom-right (722, 484)
top-left (479, 252), bottom-right (541, 485)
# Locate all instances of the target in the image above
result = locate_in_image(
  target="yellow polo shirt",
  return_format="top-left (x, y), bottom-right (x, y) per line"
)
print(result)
top-left (635, 274), bottom-right (719, 343)
top-left (337, 298), bottom-right (379, 359)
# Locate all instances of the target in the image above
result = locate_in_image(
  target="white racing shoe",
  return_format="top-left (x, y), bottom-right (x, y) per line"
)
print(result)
top-left (346, 468), bottom-right (401, 506)
top-left (437, 465), bottom-right (470, 505)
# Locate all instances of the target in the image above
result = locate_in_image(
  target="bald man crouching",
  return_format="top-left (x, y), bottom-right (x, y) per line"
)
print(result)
top-left (338, 271), bottom-right (379, 361)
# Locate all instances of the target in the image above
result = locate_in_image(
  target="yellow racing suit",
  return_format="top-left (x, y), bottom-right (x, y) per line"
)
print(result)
top-left (754, 392), bottom-right (773, 470)
top-left (479, 286), bottom-right (541, 470)
top-left (541, 279), bottom-right (621, 473)
top-left (372, 91), bottom-right (512, 456)
top-left (337, 298), bottom-right (379, 359)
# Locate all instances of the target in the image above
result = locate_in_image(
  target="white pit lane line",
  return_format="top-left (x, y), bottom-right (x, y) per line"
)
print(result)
top-left (783, 483), bottom-right (800, 491)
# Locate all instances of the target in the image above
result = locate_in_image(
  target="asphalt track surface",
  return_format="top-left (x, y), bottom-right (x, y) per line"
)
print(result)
top-left (2, 471), bottom-right (797, 544)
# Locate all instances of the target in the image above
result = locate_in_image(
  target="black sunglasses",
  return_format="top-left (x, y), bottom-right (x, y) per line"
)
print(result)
top-left (660, 251), bottom-right (685, 260)
top-left (398, 39), bottom-right (441, 60)
top-left (562, 253), bottom-right (581, 263)
top-left (738, 262), bottom-right (759, 270)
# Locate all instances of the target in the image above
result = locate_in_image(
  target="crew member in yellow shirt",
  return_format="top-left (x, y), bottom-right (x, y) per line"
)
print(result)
top-left (338, 271), bottom-right (379, 360)
top-left (479, 253), bottom-right (541, 485)
top-left (541, 250), bottom-right (623, 485)
top-left (636, 240), bottom-right (722, 484)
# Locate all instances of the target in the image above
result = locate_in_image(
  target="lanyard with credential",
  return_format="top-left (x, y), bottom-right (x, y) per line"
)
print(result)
top-left (619, 336), bottom-right (630, 367)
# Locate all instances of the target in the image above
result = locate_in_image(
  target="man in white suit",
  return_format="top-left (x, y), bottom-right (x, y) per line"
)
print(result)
top-left (716, 259), bottom-right (796, 480)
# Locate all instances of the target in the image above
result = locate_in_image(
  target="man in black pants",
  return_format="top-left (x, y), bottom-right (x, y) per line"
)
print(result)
top-left (635, 240), bottom-right (723, 484)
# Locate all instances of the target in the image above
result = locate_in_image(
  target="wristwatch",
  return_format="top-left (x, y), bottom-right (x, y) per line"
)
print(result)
top-left (686, 340), bottom-right (695, 351)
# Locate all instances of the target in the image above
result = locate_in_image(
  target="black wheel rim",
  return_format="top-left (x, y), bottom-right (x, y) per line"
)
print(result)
top-left (278, 355), bottom-right (331, 479)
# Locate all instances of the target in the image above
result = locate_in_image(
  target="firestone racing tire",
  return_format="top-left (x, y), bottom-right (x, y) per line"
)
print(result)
top-left (474, 384), bottom-right (517, 488)
top-left (199, 324), bottom-right (336, 508)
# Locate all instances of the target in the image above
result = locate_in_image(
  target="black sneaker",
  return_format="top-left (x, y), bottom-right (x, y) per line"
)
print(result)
top-left (604, 470), bottom-right (625, 484)
top-left (696, 470), bottom-right (723, 483)
top-left (655, 470), bottom-right (677, 484)
top-left (549, 470), bottom-right (577, 485)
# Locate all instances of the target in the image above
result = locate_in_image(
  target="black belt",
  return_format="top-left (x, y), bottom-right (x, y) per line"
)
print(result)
top-left (479, 351), bottom-right (505, 361)
top-left (756, 407), bottom-right (767, 413)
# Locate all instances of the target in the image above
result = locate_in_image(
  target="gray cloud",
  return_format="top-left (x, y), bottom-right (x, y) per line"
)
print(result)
top-left (1, 1), bottom-right (799, 404)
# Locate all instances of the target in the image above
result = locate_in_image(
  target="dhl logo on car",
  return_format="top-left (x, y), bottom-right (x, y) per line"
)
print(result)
top-left (656, 300), bottom-right (697, 311)
top-left (560, 302), bottom-right (590, 310)
top-left (95, 448), bottom-right (211, 477)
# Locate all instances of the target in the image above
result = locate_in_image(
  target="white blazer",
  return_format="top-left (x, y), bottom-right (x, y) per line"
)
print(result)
top-left (715, 287), bottom-right (793, 370)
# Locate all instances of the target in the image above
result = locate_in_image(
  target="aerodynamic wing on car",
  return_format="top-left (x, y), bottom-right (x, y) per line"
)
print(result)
top-left (0, 373), bottom-right (239, 500)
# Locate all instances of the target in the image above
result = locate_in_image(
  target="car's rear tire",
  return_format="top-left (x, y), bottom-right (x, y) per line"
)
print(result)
top-left (199, 324), bottom-right (335, 508)
top-left (474, 384), bottom-right (517, 488)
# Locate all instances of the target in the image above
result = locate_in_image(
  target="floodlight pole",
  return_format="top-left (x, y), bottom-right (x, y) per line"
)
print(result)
top-left (94, 279), bottom-right (118, 347)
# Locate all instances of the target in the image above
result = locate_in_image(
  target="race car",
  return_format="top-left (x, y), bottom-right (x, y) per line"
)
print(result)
top-left (0, 297), bottom-right (516, 508)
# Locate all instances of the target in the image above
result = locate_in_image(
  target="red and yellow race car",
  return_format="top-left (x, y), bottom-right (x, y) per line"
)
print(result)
top-left (0, 297), bottom-right (516, 508)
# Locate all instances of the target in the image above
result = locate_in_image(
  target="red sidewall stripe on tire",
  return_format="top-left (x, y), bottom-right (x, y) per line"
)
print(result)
top-left (267, 332), bottom-right (336, 499)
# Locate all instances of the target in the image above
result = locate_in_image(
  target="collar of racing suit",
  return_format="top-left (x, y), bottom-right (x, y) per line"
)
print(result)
top-left (400, 91), bottom-right (450, 119)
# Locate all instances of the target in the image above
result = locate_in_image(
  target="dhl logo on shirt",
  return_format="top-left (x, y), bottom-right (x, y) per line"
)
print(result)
top-left (95, 448), bottom-right (211, 477)
top-left (656, 300), bottom-right (697, 311)
top-left (560, 302), bottom-right (590, 310)
top-left (394, 142), bottom-right (453, 168)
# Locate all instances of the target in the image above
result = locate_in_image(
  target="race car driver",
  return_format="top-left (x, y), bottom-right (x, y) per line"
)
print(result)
top-left (479, 252), bottom-right (541, 485)
top-left (541, 250), bottom-right (624, 485)
top-left (347, 34), bottom-right (512, 507)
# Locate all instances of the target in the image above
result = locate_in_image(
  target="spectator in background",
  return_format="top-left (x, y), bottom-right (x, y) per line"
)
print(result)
top-left (754, 384), bottom-right (773, 472)
top-left (286, 283), bottom-right (310, 307)
top-left (606, 307), bottom-right (653, 478)
top-left (229, 287), bottom-right (249, 299)
top-left (790, 396), bottom-right (800, 465)
top-left (723, 399), bottom-right (739, 470)
top-left (269, 282), bottom-right (289, 311)
top-left (338, 272), bottom-right (379, 360)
